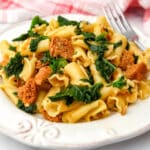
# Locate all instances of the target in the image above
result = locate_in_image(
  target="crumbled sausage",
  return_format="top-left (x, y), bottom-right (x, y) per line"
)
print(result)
top-left (35, 60), bottom-right (48, 70)
top-left (35, 52), bottom-right (44, 60)
top-left (39, 80), bottom-right (51, 91)
top-left (14, 78), bottom-right (25, 87)
top-left (119, 50), bottom-right (134, 70)
top-left (35, 66), bottom-right (52, 85)
top-left (50, 36), bottom-right (74, 61)
top-left (18, 78), bottom-right (38, 105)
top-left (125, 62), bottom-right (148, 80)
top-left (42, 109), bottom-right (62, 122)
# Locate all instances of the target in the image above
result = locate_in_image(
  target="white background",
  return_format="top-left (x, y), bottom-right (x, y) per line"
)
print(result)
top-left (0, 10), bottom-right (150, 150)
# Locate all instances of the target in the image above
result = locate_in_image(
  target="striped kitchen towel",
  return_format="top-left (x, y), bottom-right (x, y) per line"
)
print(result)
top-left (0, 0), bottom-right (150, 35)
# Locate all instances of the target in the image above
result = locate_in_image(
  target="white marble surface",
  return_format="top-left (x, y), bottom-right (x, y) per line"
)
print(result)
top-left (0, 11), bottom-right (150, 150)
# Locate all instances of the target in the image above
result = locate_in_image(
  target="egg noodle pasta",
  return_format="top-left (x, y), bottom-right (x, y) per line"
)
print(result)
top-left (0, 15), bottom-right (150, 123)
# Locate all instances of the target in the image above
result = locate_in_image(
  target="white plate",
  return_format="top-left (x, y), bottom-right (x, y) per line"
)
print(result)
top-left (0, 14), bottom-right (150, 150)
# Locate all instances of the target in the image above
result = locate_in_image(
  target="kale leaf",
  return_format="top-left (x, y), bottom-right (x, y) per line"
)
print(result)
top-left (95, 58), bottom-right (116, 82)
top-left (86, 67), bottom-right (94, 85)
top-left (41, 51), bottom-right (68, 73)
top-left (79, 30), bottom-right (115, 82)
top-left (90, 44), bottom-right (108, 58)
top-left (80, 78), bottom-right (92, 84)
top-left (13, 32), bottom-right (40, 41)
top-left (75, 24), bottom-right (108, 44)
top-left (74, 24), bottom-right (118, 83)
top-left (133, 54), bottom-right (139, 64)
top-left (82, 32), bottom-right (96, 42)
top-left (13, 92), bottom-right (18, 96)
top-left (30, 36), bottom-right (48, 52)
top-left (4, 52), bottom-right (23, 78)
top-left (95, 33), bottom-right (107, 42)
top-left (9, 45), bottom-right (16, 51)
top-left (109, 76), bottom-right (126, 89)
top-left (113, 40), bottom-right (122, 50)
top-left (50, 57), bottom-right (68, 74)
top-left (17, 100), bottom-right (37, 114)
top-left (13, 16), bottom-right (48, 41)
top-left (41, 51), bottom-right (51, 63)
top-left (13, 33), bottom-right (29, 41)
top-left (49, 83), bottom-right (103, 105)
top-left (125, 41), bottom-right (130, 50)
top-left (29, 15), bottom-right (48, 30)
top-left (80, 67), bottom-right (94, 85)
top-left (58, 16), bottom-right (80, 26)
top-left (75, 25), bottom-right (116, 82)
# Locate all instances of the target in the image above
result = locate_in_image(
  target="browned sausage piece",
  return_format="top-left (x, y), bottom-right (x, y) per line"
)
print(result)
top-left (35, 66), bottom-right (52, 85)
top-left (15, 78), bottom-right (25, 87)
top-left (35, 60), bottom-right (47, 70)
top-left (18, 78), bottom-right (38, 105)
top-left (119, 50), bottom-right (134, 70)
top-left (35, 52), bottom-right (44, 60)
top-left (49, 36), bottom-right (74, 61)
top-left (42, 109), bottom-right (62, 122)
top-left (125, 62), bottom-right (148, 80)
top-left (40, 80), bottom-right (51, 91)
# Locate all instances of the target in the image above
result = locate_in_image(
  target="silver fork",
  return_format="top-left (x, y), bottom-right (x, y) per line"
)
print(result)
top-left (103, 2), bottom-right (145, 50)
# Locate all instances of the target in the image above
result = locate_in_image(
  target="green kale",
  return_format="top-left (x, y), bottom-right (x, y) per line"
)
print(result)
top-left (95, 33), bottom-right (107, 42)
top-left (4, 52), bottom-right (23, 78)
top-left (17, 100), bottom-right (37, 114)
top-left (128, 85), bottom-right (133, 93)
top-left (113, 40), bottom-right (122, 50)
top-left (13, 33), bottom-right (29, 41)
top-left (95, 58), bottom-right (116, 82)
top-left (125, 41), bottom-right (130, 50)
top-left (9, 45), bottom-right (16, 51)
top-left (49, 83), bottom-right (103, 105)
top-left (50, 57), bottom-right (68, 74)
top-left (30, 38), bottom-right (40, 52)
top-left (79, 31), bottom-right (108, 58)
top-left (80, 67), bottom-right (94, 85)
top-left (80, 31), bottom-right (115, 83)
top-left (109, 76), bottom-right (126, 89)
top-left (76, 24), bottom-right (108, 43)
top-left (75, 26), bottom-right (116, 83)
top-left (13, 32), bottom-right (40, 41)
top-left (28, 30), bottom-right (40, 37)
top-left (73, 24), bottom-right (119, 83)
top-left (30, 36), bottom-right (48, 52)
top-left (81, 32), bottom-right (109, 57)
top-left (90, 44), bottom-right (108, 58)
top-left (80, 78), bottom-right (92, 84)
top-left (82, 32), bottom-right (96, 41)
top-left (86, 67), bottom-right (94, 85)
top-left (75, 24), bottom-right (82, 35)
top-left (41, 51), bottom-right (51, 63)
top-left (58, 16), bottom-right (80, 26)
top-left (41, 51), bottom-right (68, 73)
top-left (13, 16), bottom-right (48, 41)
top-left (133, 54), bottom-right (139, 64)
top-left (30, 15), bottom-right (48, 30)
top-left (13, 92), bottom-right (18, 96)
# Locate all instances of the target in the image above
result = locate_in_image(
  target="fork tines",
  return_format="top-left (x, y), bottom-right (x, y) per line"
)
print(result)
top-left (103, 2), bottom-right (145, 50)
top-left (103, 3), bottom-right (132, 34)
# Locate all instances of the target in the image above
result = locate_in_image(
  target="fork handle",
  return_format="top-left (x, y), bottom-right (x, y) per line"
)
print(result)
top-left (134, 39), bottom-right (145, 51)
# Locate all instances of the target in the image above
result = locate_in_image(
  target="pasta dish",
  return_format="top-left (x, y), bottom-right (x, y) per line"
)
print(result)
top-left (0, 15), bottom-right (150, 123)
